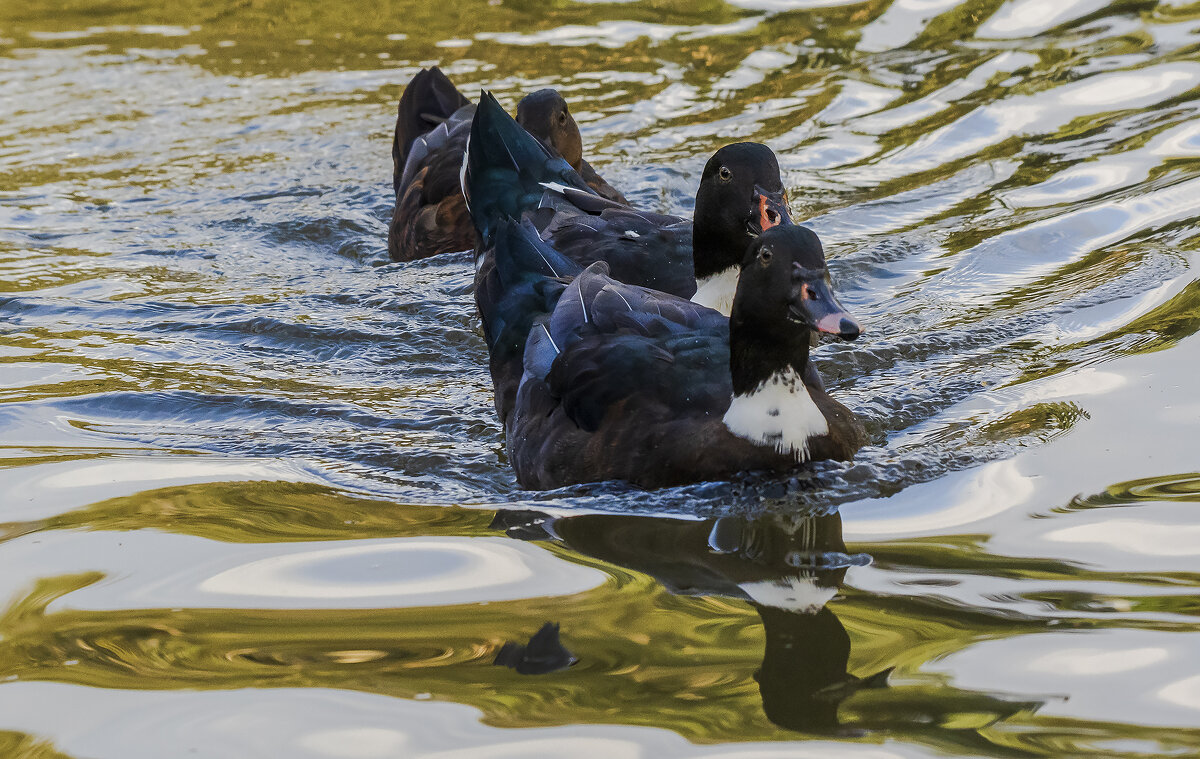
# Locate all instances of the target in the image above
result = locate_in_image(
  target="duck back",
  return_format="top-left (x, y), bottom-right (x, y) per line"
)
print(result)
top-left (389, 68), bottom-right (476, 262)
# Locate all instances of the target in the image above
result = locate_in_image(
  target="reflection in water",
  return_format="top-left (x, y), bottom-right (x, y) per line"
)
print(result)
top-left (0, 480), bottom-right (1198, 753)
top-left (493, 622), bottom-right (576, 675)
top-left (493, 508), bottom-right (1037, 736)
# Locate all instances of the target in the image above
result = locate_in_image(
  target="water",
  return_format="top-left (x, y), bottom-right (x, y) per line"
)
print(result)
top-left (1, 0), bottom-right (1199, 756)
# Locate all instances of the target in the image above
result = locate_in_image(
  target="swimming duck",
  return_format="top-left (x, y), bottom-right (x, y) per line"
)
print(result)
top-left (464, 92), bottom-right (791, 310)
top-left (516, 89), bottom-right (626, 205)
top-left (481, 218), bottom-right (864, 489)
top-left (388, 69), bottom-right (624, 261)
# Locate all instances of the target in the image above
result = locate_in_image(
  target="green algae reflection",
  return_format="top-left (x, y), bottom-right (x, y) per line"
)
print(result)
top-left (3, 481), bottom-right (1200, 755)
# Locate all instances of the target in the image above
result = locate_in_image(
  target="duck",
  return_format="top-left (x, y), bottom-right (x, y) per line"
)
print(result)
top-left (388, 69), bottom-right (625, 262)
top-left (464, 92), bottom-right (791, 310)
top-left (479, 218), bottom-right (865, 489)
top-left (515, 89), bottom-right (626, 205)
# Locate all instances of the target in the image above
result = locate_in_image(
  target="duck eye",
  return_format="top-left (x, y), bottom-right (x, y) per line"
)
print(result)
top-left (718, 165), bottom-right (732, 182)
top-left (558, 111), bottom-right (568, 125)
top-left (759, 248), bottom-right (772, 263)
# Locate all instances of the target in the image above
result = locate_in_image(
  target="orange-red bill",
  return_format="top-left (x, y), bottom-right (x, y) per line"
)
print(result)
top-left (755, 190), bottom-right (790, 233)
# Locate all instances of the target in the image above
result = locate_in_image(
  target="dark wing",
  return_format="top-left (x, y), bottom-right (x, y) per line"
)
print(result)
top-left (463, 92), bottom-right (595, 246)
top-left (462, 92), bottom-right (693, 296)
top-left (532, 200), bottom-right (696, 298)
top-left (388, 125), bottom-right (475, 262)
top-left (475, 218), bottom-right (582, 421)
top-left (388, 70), bottom-right (475, 261)
top-left (522, 263), bottom-right (729, 432)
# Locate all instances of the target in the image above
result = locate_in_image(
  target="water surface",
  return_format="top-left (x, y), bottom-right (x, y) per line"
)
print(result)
top-left (2, 0), bottom-right (1200, 756)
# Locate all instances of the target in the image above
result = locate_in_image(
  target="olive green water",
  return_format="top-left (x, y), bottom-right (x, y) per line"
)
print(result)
top-left (2, 1), bottom-right (1200, 757)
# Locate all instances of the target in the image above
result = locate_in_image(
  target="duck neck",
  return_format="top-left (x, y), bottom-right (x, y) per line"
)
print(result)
top-left (728, 321), bottom-right (811, 396)
top-left (691, 218), bottom-right (744, 281)
top-left (723, 320), bottom-right (827, 460)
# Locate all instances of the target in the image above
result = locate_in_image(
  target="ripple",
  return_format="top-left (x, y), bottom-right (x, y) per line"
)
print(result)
top-left (475, 17), bottom-right (763, 49)
top-left (977, 0), bottom-right (1110, 39)
top-left (1045, 519), bottom-right (1200, 557)
top-left (928, 630), bottom-right (1200, 727)
top-left (4, 530), bottom-right (605, 611)
top-left (0, 455), bottom-right (308, 520)
top-left (0, 682), bottom-right (919, 759)
top-left (201, 537), bottom-right (604, 605)
top-left (1065, 472), bottom-right (1200, 511)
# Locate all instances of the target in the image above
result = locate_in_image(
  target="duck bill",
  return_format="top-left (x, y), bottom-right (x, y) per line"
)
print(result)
top-left (791, 279), bottom-right (862, 341)
top-left (748, 186), bottom-right (790, 236)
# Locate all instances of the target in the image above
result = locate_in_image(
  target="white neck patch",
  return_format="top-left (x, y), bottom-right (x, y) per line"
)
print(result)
top-left (691, 265), bottom-right (739, 316)
top-left (739, 576), bottom-right (836, 613)
top-left (722, 366), bottom-right (828, 460)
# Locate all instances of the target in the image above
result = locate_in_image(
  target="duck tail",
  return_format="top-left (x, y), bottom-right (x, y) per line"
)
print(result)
top-left (393, 67), bottom-right (469, 194)
top-left (495, 217), bottom-right (583, 287)
top-left (463, 91), bottom-right (591, 245)
top-left (476, 218), bottom-right (575, 421)
top-left (479, 217), bottom-right (577, 352)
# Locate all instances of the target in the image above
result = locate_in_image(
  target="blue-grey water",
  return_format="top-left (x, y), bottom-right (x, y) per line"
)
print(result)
top-left (1, 0), bottom-right (1199, 756)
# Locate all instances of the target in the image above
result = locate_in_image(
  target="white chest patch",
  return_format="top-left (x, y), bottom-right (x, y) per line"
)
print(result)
top-left (722, 367), bottom-right (828, 460)
top-left (739, 576), bottom-right (836, 614)
top-left (690, 265), bottom-right (739, 316)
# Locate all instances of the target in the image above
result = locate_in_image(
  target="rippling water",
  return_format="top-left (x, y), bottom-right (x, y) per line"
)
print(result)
top-left (2, 0), bottom-right (1200, 756)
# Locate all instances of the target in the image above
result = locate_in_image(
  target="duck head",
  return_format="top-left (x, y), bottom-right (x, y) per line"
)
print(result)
top-left (724, 227), bottom-right (861, 460)
top-left (693, 143), bottom-right (792, 280)
top-left (725, 226), bottom-right (861, 457)
top-left (516, 89), bottom-right (584, 172)
top-left (733, 225), bottom-right (861, 342)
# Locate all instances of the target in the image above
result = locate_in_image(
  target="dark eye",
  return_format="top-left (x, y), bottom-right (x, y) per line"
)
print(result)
top-left (718, 165), bottom-right (732, 182)
top-left (558, 111), bottom-right (568, 125)
top-left (759, 248), bottom-right (772, 263)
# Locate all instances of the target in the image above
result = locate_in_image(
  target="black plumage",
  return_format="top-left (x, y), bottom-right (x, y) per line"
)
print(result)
top-left (480, 220), bottom-right (865, 489)
top-left (464, 93), bottom-right (792, 309)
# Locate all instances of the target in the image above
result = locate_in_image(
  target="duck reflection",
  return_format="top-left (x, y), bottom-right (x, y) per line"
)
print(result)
top-left (491, 508), bottom-right (886, 733)
top-left (494, 621), bottom-right (577, 675)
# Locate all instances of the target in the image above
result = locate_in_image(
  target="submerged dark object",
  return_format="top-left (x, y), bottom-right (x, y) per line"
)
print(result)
top-left (388, 69), bottom-right (624, 262)
top-left (493, 621), bottom-right (577, 675)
